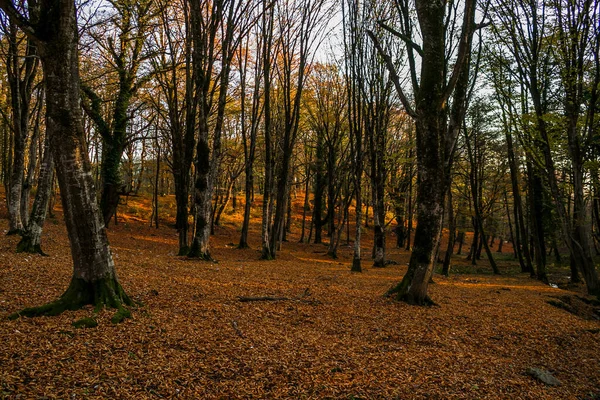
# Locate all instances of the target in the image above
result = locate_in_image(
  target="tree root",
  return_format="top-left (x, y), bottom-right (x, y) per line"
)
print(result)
top-left (8, 276), bottom-right (133, 324)
top-left (187, 246), bottom-right (216, 261)
top-left (384, 280), bottom-right (437, 306)
top-left (16, 237), bottom-right (48, 256)
top-left (260, 250), bottom-right (274, 261)
top-left (177, 246), bottom-right (190, 256)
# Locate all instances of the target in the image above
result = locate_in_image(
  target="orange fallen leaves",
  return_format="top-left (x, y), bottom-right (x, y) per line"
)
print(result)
top-left (0, 199), bottom-right (599, 399)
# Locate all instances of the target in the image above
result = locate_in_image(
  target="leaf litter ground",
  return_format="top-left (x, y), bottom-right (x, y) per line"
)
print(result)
top-left (0, 196), bottom-right (599, 399)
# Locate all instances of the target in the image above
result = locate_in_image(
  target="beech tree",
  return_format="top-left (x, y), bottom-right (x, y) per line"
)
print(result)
top-left (237, 15), bottom-right (265, 249)
top-left (263, 0), bottom-right (332, 259)
top-left (148, 0), bottom-right (196, 254)
top-left (491, 0), bottom-right (600, 294)
top-left (187, 0), bottom-right (257, 260)
top-left (0, 15), bottom-right (38, 234)
top-left (1, 0), bottom-right (133, 322)
top-left (370, 0), bottom-right (479, 304)
top-left (16, 130), bottom-right (54, 255)
top-left (81, 0), bottom-right (157, 227)
top-left (342, 0), bottom-right (366, 272)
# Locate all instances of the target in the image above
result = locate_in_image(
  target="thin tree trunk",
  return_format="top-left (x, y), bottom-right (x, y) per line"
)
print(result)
top-left (442, 186), bottom-right (455, 276)
top-left (17, 134), bottom-right (53, 255)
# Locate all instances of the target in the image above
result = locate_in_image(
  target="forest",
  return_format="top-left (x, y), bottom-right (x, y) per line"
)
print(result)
top-left (0, 0), bottom-right (599, 398)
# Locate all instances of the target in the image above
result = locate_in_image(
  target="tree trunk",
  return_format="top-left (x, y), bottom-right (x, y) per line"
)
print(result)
top-left (189, 135), bottom-right (214, 260)
top-left (6, 0), bottom-right (131, 322)
top-left (527, 161), bottom-right (548, 282)
top-left (456, 231), bottom-right (465, 255)
top-left (214, 175), bottom-right (236, 227)
top-left (442, 186), bottom-right (455, 276)
top-left (17, 134), bottom-right (53, 255)
top-left (20, 103), bottom-right (42, 227)
top-left (5, 21), bottom-right (38, 235)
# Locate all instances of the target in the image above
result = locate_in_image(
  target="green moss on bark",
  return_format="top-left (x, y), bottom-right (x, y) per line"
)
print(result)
top-left (16, 236), bottom-right (48, 256)
top-left (72, 317), bottom-right (98, 328)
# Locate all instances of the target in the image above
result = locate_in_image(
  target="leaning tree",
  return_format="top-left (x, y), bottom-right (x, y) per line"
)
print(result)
top-left (1, 0), bottom-right (133, 322)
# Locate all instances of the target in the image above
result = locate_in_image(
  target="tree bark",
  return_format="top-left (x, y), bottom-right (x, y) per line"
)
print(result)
top-left (17, 134), bottom-right (53, 255)
top-left (381, 0), bottom-right (477, 304)
top-left (2, 0), bottom-right (132, 322)
top-left (4, 20), bottom-right (38, 234)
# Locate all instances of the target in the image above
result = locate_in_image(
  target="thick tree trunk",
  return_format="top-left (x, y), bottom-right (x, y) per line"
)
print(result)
top-left (527, 162), bottom-right (548, 282)
top-left (384, 0), bottom-right (476, 304)
top-left (7, 0), bottom-right (131, 322)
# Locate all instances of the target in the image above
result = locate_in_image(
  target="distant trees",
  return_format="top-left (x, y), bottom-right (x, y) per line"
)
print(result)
top-left (148, 0), bottom-right (195, 254)
top-left (490, 0), bottom-right (600, 295)
top-left (81, 0), bottom-right (157, 226)
top-left (0, 14), bottom-right (39, 234)
top-left (186, 0), bottom-right (258, 260)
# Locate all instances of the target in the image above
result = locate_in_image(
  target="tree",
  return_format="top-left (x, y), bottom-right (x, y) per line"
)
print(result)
top-left (81, 0), bottom-right (157, 227)
top-left (0, 13), bottom-right (39, 234)
top-left (187, 0), bottom-right (257, 260)
top-left (1, 0), bottom-right (132, 322)
top-left (491, 0), bottom-right (600, 294)
top-left (371, 0), bottom-right (479, 304)
top-left (264, 0), bottom-right (332, 259)
top-left (305, 63), bottom-right (348, 248)
top-left (342, 0), bottom-right (366, 272)
top-left (148, 0), bottom-right (196, 254)
top-left (16, 130), bottom-right (54, 255)
top-left (237, 17), bottom-right (265, 249)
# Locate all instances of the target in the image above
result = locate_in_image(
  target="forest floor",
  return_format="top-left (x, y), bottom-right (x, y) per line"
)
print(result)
top-left (1, 194), bottom-right (600, 399)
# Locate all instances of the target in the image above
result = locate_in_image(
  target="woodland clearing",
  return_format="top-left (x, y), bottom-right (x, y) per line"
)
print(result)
top-left (0, 195), bottom-right (599, 399)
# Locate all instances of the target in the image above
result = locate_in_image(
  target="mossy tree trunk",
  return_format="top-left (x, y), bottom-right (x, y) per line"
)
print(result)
top-left (0, 0), bottom-right (132, 322)
top-left (80, 0), bottom-right (154, 228)
top-left (371, 0), bottom-right (477, 304)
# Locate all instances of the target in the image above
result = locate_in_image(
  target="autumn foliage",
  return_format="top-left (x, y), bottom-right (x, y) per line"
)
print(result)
top-left (1, 195), bottom-right (599, 399)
